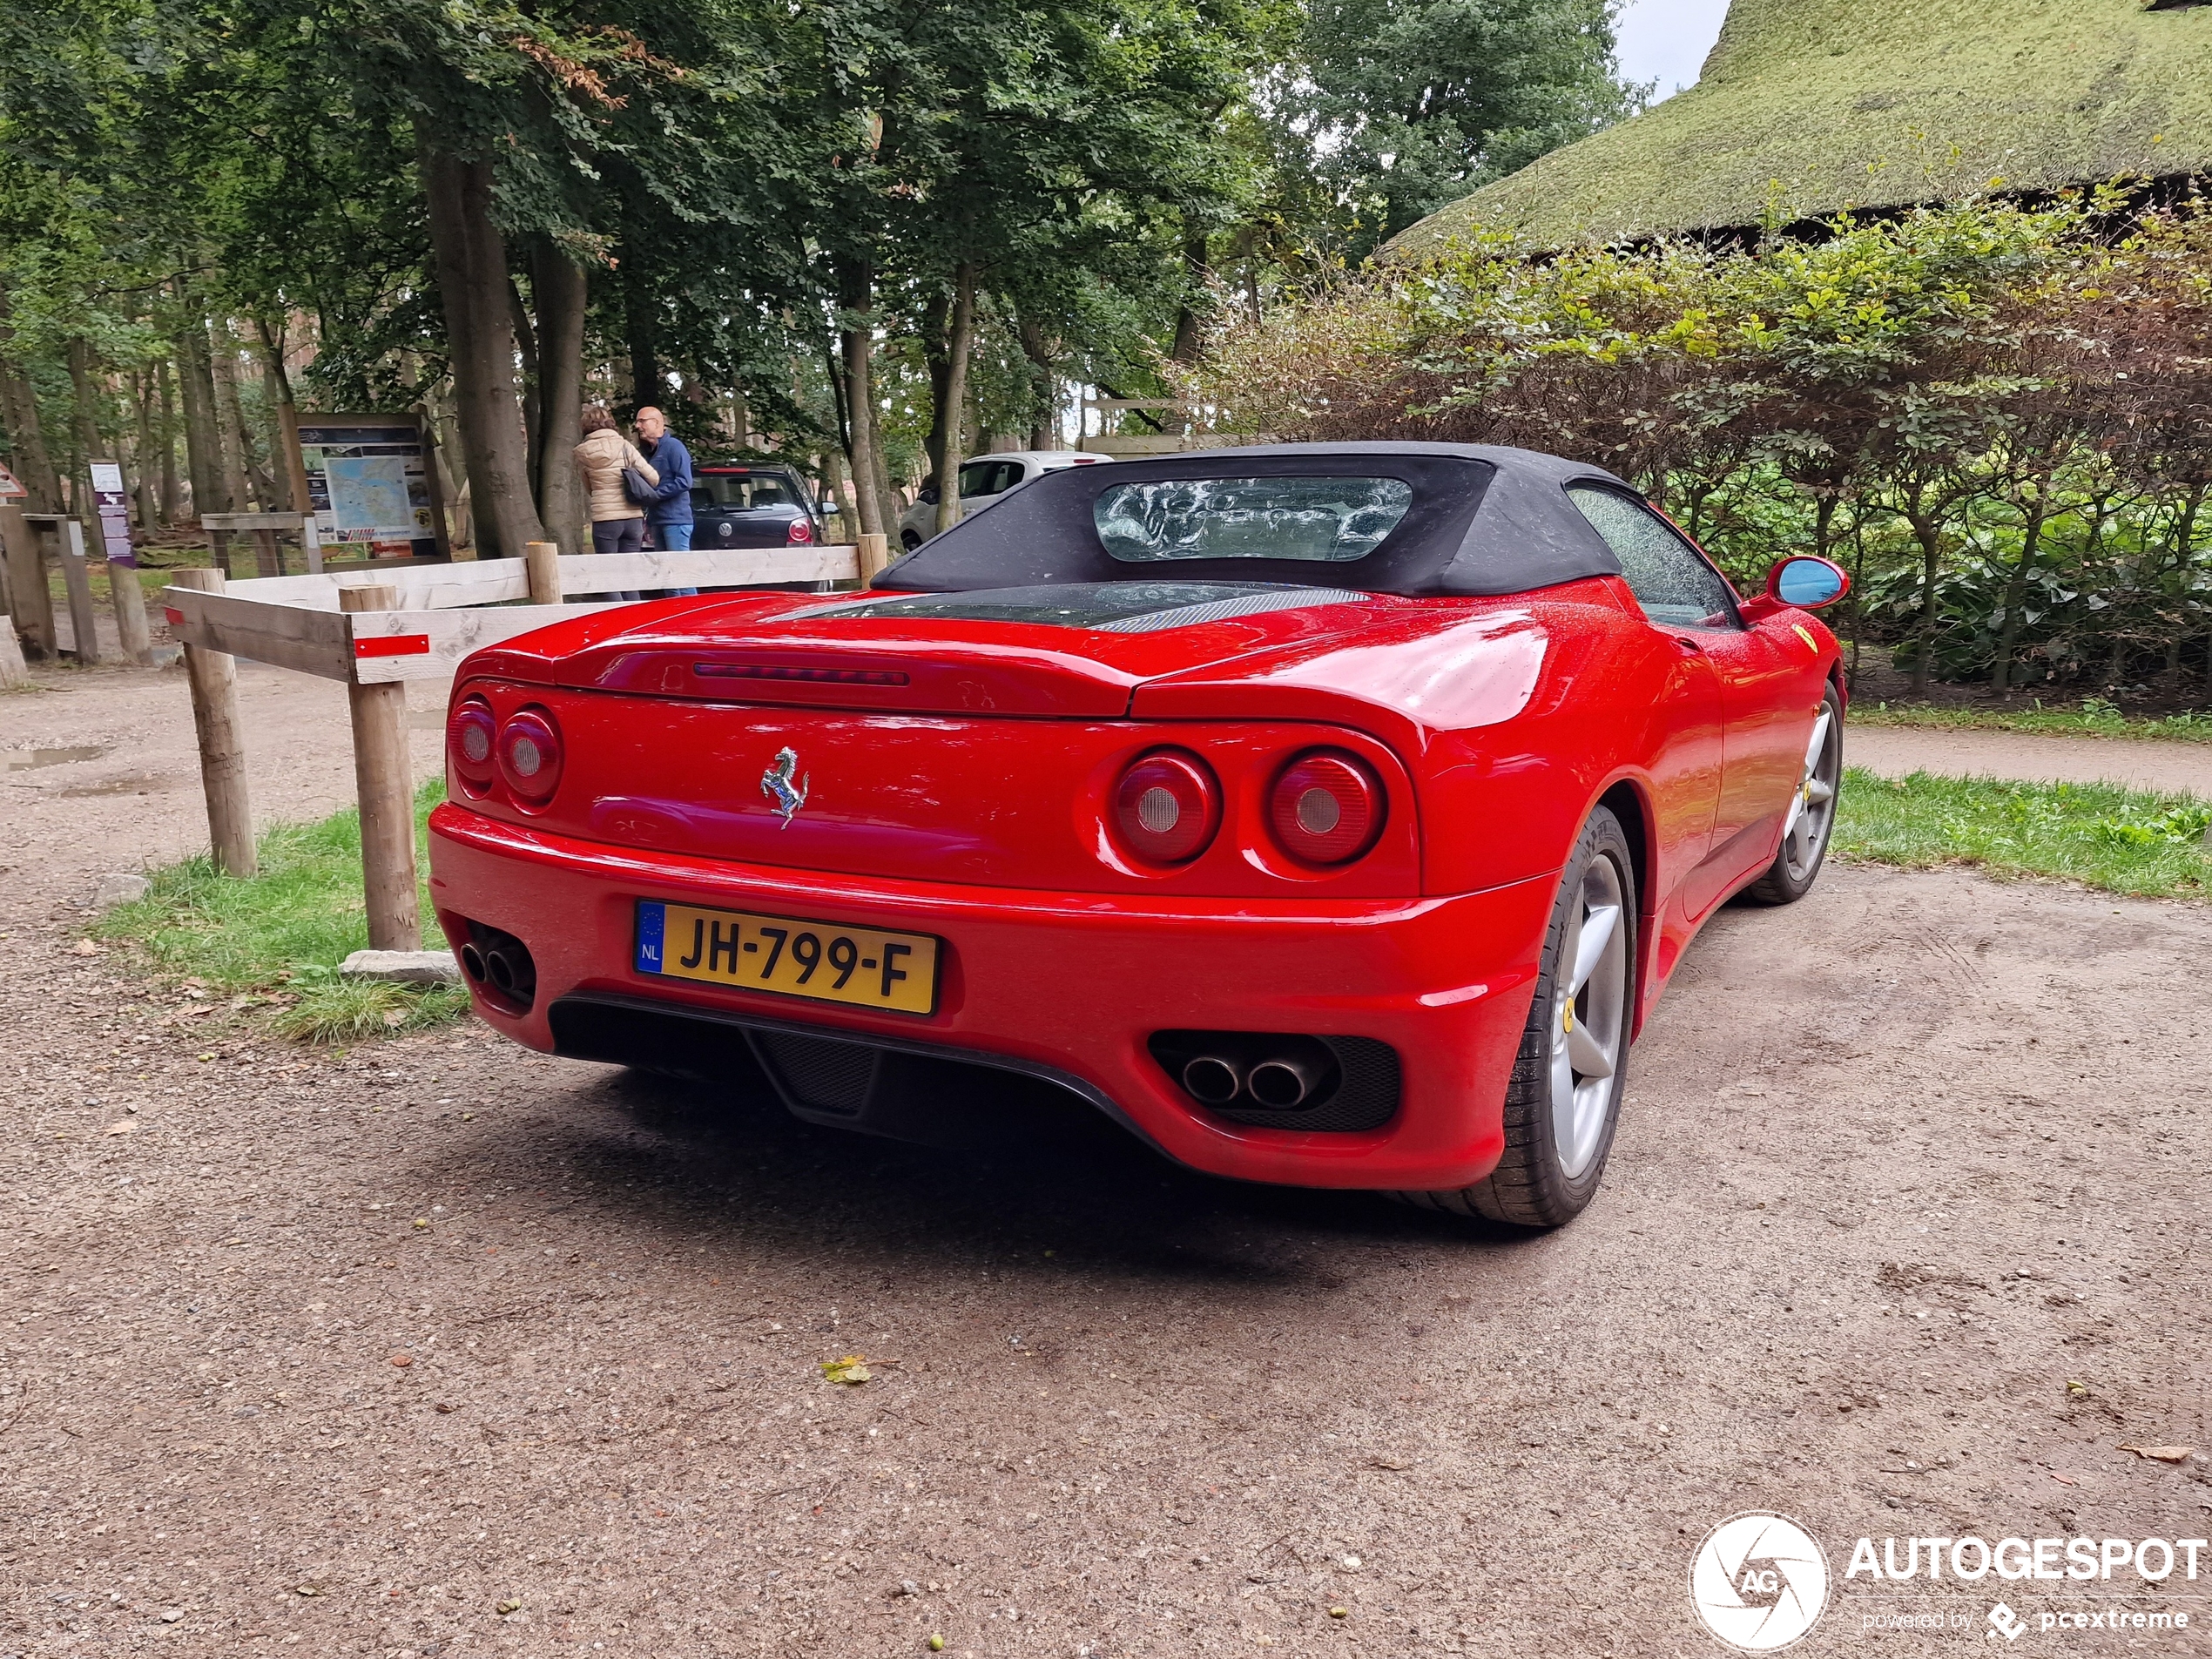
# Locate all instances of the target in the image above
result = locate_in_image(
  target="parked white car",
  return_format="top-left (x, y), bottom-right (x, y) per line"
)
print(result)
top-left (897, 450), bottom-right (1115, 550)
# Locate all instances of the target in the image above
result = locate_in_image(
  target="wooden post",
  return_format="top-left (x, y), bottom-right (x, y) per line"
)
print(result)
top-left (523, 539), bottom-right (563, 604)
top-left (209, 526), bottom-right (233, 580)
top-left (858, 531), bottom-right (891, 586)
top-left (108, 553), bottom-right (153, 664)
top-left (0, 500), bottom-right (53, 659)
top-left (171, 568), bottom-right (256, 876)
top-left (0, 616), bottom-right (26, 688)
top-left (339, 583), bottom-right (421, 951)
top-left (57, 518), bottom-right (105, 664)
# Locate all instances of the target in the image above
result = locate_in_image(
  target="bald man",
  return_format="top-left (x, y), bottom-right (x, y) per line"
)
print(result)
top-left (633, 406), bottom-right (697, 596)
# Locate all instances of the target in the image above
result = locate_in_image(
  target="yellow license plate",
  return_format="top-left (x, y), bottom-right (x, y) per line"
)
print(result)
top-left (634, 900), bottom-right (939, 1015)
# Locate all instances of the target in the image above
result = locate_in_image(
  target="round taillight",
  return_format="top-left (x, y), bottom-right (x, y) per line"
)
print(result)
top-left (786, 516), bottom-right (814, 544)
top-left (1270, 750), bottom-right (1385, 865)
top-left (448, 695), bottom-right (497, 792)
top-left (496, 708), bottom-right (563, 802)
top-left (1112, 751), bottom-right (1221, 865)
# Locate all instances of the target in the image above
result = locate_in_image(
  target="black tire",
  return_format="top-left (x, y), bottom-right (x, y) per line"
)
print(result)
top-left (900, 529), bottom-right (924, 551)
top-left (1743, 682), bottom-right (1843, 906)
top-left (1395, 806), bottom-right (1637, 1229)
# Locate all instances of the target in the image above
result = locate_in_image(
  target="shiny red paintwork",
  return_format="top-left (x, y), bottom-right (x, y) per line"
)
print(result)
top-left (428, 570), bottom-right (1842, 1191)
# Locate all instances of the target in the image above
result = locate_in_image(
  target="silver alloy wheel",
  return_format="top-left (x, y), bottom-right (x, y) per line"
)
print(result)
top-left (1777, 705), bottom-right (1840, 883)
top-left (1550, 853), bottom-right (1629, 1178)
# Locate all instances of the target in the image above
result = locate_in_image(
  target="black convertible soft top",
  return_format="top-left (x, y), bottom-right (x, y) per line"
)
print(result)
top-left (873, 442), bottom-right (1635, 599)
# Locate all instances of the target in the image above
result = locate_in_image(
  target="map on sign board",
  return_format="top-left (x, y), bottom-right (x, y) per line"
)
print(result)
top-left (0, 461), bottom-right (25, 500)
top-left (295, 416), bottom-right (445, 558)
top-left (324, 456), bottom-right (418, 535)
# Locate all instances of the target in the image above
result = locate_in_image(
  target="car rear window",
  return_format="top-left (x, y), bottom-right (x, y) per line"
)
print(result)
top-left (697, 473), bottom-right (799, 509)
top-left (1094, 476), bottom-right (1414, 563)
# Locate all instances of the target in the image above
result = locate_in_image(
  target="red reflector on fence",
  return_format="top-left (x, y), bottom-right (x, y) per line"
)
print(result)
top-left (354, 634), bottom-right (432, 658)
top-left (165, 607), bottom-right (185, 625)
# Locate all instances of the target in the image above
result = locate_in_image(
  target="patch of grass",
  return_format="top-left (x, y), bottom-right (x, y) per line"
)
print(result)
top-left (91, 778), bottom-right (467, 1042)
top-left (1833, 767), bottom-right (2212, 900)
top-left (1849, 698), bottom-right (2212, 744)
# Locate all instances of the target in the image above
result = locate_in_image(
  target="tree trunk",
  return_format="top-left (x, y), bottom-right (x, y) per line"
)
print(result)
top-left (0, 283), bottom-right (62, 510)
top-left (1910, 509), bottom-right (1942, 700)
top-left (837, 259), bottom-right (885, 538)
top-left (1989, 491), bottom-right (2050, 695)
top-left (918, 287), bottom-right (952, 487)
top-left (131, 372), bottom-right (160, 529)
top-left (172, 291), bottom-right (226, 516)
top-left (1170, 230), bottom-right (1210, 364)
top-left (0, 361), bottom-right (62, 511)
top-left (66, 337), bottom-right (104, 530)
top-left (1015, 313), bottom-right (1057, 451)
top-left (529, 239), bottom-right (588, 555)
top-left (156, 356), bottom-right (181, 523)
top-left (620, 232), bottom-right (660, 411)
top-left (206, 320), bottom-right (253, 510)
top-left (509, 276), bottom-right (542, 491)
top-left (935, 261), bottom-right (978, 536)
top-left (254, 317), bottom-right (314, 519)
top-left (417, 131), bottom-right (548, 559)
top-left (867, 390), bottom-right (900, 536)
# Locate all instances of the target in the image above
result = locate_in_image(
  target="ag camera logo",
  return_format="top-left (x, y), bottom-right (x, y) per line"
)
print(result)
top-left (1690, 1512), bottom-right (1831, 1650)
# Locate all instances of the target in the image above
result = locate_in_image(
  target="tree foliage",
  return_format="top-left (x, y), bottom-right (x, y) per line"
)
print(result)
top-left (1188, 195), bottom-right (2212, 698)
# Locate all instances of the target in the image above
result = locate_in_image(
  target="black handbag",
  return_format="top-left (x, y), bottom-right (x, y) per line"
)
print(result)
top-left (621, 457), bottom-right (659, 509)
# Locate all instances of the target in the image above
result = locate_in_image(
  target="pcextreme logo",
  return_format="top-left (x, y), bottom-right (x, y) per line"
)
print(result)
top-left (1689, 1512), bottom-right (1831, 1651)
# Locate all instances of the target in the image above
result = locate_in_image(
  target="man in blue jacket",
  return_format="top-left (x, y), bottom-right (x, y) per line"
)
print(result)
top-left (634, 406), bottom-right (696, 596)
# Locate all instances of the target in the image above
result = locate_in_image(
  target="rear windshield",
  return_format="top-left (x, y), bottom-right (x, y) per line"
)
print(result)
top-left (696, 473), bottom-right (800, 510)
top-left (1094, 476), bottom-right (1413, 563)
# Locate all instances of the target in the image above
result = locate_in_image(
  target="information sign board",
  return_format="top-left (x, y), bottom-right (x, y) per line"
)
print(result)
top-left (295, 415), bottom-right (448, 560)
top-left (88, 461), bottom-right (136, 567)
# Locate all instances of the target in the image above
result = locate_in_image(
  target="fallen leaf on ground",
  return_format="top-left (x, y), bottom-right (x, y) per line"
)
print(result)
top-left (1368, 1455), bottom-right (1411, 1471)
top-left (496, 1599), bottom-right (522, 1615)
top-left (2120, 1444), bottom-right (2195, 1462)
top-left (435, 1402), bottom-right (456, 1413)
top-left (389, 1353), bottom-right (413, 1368)
top-left (382, 1010), bottom-right (406, 1028)
top-left (293, 1585), bottom-right (319, 1596)
top-left (105, 1122), bottom-right (134, 1136)
top-left (819, 1354), bottom-right (871, 1386)
top-left (2048, 1471), bottom-right (2078, 1486)
top-left (1328, 1606), bottom-right (1350, 1619)
top-left (73, 939), bottom-right (98, 955)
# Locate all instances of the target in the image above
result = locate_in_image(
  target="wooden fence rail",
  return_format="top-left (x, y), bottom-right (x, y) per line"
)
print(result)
top-left (159, 536), bottom-right (882, 951)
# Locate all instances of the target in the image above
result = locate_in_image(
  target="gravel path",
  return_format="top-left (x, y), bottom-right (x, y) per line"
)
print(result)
top-left (1848, 726), bottom-right (2212, 798)
top-left (3, 658), bottom-right (2207, 1656)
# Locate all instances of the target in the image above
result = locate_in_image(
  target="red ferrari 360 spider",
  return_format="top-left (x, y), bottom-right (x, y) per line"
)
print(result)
top-left (428, 443), bottom-right (1847, 1227)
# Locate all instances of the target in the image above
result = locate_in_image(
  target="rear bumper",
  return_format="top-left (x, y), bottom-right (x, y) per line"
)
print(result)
top-left (427, 802), bottom-right (1559, 1190)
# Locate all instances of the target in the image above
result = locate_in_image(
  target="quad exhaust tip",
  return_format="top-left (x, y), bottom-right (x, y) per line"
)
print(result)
top-left (1174, 1042), bottom-right (1324, 1110)
top-left (1246, 1056), bottom-right (1317, 1109)
top-left (455, 921), bottom-right (536, 1013)
top-left (1181, 1055), bottom-right (1243, 1105)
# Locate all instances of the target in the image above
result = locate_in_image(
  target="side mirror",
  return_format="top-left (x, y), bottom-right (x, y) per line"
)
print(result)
top-left (917, 485), bottom-right (940, 506)
top-left (1768, 555), bottom-right (1847, 610)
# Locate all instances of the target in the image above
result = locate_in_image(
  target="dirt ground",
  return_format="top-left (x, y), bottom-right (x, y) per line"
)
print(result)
top-left (3, 656), bottom-right (2209, 1658)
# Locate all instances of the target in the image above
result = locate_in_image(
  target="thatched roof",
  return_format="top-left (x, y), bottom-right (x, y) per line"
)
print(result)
top-left (1388, 0), bottom-right (2212, 255)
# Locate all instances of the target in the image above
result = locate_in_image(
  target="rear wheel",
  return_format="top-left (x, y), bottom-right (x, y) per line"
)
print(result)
top-left (1743, 683), bottom-right (1842, 905)
top-left (900, 529), bottom-right (924, 551)
top-left (1397, 806), bottom-right (1636, 1229)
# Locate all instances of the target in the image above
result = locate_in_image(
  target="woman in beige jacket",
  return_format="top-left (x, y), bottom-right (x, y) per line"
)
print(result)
top-left (574, 406), bottom-right (657, 555)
